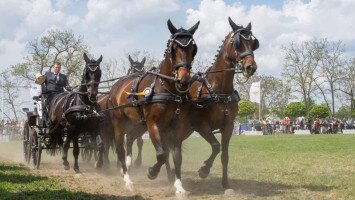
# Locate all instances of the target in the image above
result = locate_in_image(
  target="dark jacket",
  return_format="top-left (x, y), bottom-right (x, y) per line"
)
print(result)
top-left (42, 70), bottom-right (68, 94)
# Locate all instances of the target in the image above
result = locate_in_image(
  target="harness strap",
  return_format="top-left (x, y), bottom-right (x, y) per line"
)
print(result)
top-left (98, 92), bottom-right (183, 116)
top-left (191, 91), bottom-right (240, 109)
top-left (131, 73), bottom-right (152, 124)
top-left (173, 61), bottom-right (191, 70)
top-left (64, 105), bottom-right (89, 116)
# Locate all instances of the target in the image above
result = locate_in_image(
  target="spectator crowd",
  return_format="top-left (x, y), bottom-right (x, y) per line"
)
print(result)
top-left (243, 117), bottom-right (355, 135)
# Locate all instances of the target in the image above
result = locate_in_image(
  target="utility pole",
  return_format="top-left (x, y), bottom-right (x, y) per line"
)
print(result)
top-left (1, 75), bottom-right (3, 122)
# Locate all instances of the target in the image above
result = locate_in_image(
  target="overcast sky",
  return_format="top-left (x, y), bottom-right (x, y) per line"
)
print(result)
top-left (1, 0), bottom-right (355, 77)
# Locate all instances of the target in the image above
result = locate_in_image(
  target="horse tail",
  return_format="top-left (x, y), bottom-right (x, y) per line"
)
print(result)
top-left (47, 122), bottom-right (64, 156)
top-left (47, 93), bottom-right (69, 156)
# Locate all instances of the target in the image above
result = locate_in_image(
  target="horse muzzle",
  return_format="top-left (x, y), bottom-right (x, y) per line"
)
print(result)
top-left (244, 64), bottom-right (257, 77)
top-left (88, 94), bottom-right (98, 103)
top-left (175, 80), bottom-right (190, 93)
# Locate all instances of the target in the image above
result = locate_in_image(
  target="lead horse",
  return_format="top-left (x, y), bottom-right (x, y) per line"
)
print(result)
top-left (156, 17), bottom-right (258, 196)
top-left (103, 19), bottom-right (199, 192)
top-left (48, 53), bottom-right (104, 174)
top-left (188, 17), bottom-right (258, 193)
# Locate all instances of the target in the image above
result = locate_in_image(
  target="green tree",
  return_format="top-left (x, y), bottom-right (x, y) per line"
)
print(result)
top-left (283, 102), bottom-right (306, 119)
top-left (335, 106), bottom-right (351, 119)
top-left (310, 104), bottom-right (330, 119)
top-left (282, 40), bottom-right (323, 117)
top-left (237, 99), bottom-right (256, 123)
top-left (11, 29), bottom-right (89, 86)
top-left (0, 70), bottom-right (25, 123)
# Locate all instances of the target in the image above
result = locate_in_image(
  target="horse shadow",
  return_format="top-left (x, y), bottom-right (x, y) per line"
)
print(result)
top-left (182, 171), bottom-right (336, 197)
top-left (0, 164), bottom-right (48, 184)
top-left (0, 189), bottom-right (147, 200)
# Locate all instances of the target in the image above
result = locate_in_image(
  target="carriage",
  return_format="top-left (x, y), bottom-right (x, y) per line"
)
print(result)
top-left (22, 85), bottom-right (99, 169)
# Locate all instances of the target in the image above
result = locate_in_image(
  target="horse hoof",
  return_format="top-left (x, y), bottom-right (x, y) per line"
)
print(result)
top-left (198, 166), bottom-right (210, 179)
top-left (74, 173), bottom-right (83, 178)
top-left (125, 182), bottom-right (134, 192)
top-left (134, 159), bottom-right (142, 168)
top-left (224, 189), bottom-right (235, 196)
top-left (176, 189), bottom-right (189, 199)
top-left (63, 164), bottom-right (70, 170)
top-left (147, 167), bottom-right (158, 180)
top-left (95, 161), bottom-right (103, 169)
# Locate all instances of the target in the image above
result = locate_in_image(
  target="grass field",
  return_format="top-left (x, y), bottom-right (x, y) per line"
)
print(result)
top-left (1, 134), bottom-right (355, 199)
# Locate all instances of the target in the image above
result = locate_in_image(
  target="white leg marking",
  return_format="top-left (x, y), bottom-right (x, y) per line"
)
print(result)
top-left (174, 178), bottom-right (187, 197)
top-left (126, 155), bottom-right (132, 169)
top-left (123, 173), bottom-right (134, 191)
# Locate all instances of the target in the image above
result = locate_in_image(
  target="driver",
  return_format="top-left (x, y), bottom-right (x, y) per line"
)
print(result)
top-left (38, 62), bottom-right (68, 125)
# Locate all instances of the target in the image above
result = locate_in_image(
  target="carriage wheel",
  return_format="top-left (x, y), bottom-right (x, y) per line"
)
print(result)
top-left (22, 121), bottom-right (31, 163)
top-left (30, 131), bottom-right (42, 169)
top-left (36, 133), bottom-right (42, 169)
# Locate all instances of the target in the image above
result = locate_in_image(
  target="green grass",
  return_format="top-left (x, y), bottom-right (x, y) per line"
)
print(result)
top-left (1, 134), bottom-right (355, 199)
top-left (134, 134), bottom-right (355, 199)
top-left (0, 162), bottom-right (144, 200)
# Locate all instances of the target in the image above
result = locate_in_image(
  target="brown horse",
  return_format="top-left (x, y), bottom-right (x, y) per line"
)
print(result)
top-left (152, 17), bottom-right (258, 196)
top-left (48, 53), bottom-right (103, 174)
top-left (187, 17), bottom-right (258, 193)
top-left (127, 55), bottom-right (146, 74)
top-left (103, 19), bottom-right (199, 191)
top-left (98, 55), bottom-right (148, 168)
top-left (126, 55), bottom-right (146, 167)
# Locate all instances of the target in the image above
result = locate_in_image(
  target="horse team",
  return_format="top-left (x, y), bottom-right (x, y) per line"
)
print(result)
top-left (46, 17), bottom-right (258, 196)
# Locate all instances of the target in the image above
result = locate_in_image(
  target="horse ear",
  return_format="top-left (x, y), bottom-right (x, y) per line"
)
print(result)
top-left (246, 22), bottom-right (252, 30)
top-left (97, 55), bottom-right (103, 64)
top-left (83, 53), bottom-right (90, 63)
top-left (167, 19), bottom-right (178, 35)
top-left (228, 17), bottom-right (239, 32)
top-left (188, 21), bottom-right (200, 35)
top-left (141, 57), bottom-right (146, 65)
top-left (128, 55), bottom-right (134, 65)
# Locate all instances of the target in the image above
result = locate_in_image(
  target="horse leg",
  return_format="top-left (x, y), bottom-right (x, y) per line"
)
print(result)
top-left (99, 124), bottom-right (111, 168)
top-left (163, 144), bottom-right (175, 182)
top-left (134, 136), bottom-right (143, 168)
top-left (221, 126), bottom-right (234, 193)
top-left (172, 142), bottom-right (187, 197)
top-left (198, 131), bottom-right (220, 178)
top-left (114, 125), bottom-right (133, 191)
top-left (95, 134), bottom-right (104, 169)
top-left (116, 147), bottom-right (121, 168)
top-left (72, 134), bottom-right (81, 174)
top-left (147, 123), bottom-right (166, 180)
top-left (125, 133), bottom-right (135, 170)
top-left (62, 132), bottom-right (71, 170)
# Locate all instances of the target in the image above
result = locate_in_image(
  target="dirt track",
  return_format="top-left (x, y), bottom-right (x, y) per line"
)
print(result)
top-left (0, 141), bottom-right (237, 200)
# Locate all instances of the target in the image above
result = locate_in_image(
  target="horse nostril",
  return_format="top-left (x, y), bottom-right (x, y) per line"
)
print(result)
top-left (246, 65), bottom-right (252, 73)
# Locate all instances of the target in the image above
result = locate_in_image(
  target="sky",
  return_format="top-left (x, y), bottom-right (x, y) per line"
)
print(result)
top-left (1, 0), bottom-right (355, 117)
top-left (1, 0), bottom-right (355, 77)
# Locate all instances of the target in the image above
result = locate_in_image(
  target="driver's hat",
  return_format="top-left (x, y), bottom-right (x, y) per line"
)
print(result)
top-left (35, 73), bottom-right (46, 85)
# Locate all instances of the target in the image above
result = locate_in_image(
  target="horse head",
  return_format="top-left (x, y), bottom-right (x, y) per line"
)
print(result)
top-left (128, 55), bottom-right (146, 73)
top-left (225, 17), bottom-right (258, 78)
top-left (166, 19), bottom-right (199, 93)
top-left (83, 53), bottom-right (102, 103)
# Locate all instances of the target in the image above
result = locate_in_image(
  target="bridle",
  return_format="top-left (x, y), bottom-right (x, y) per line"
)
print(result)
top-left (131, 64), bottom-right (145, 73)
top-left (165, 31), bottom-right (197, 93)
top-left (229, 28), bottom-right (259, 83)
top-left (82, 62), bottom-right (101, 103)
